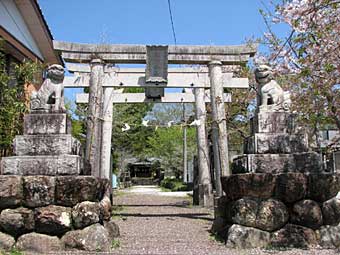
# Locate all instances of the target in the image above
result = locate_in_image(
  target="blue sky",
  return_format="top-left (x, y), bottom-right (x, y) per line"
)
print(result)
top-left (39, 0), bottom-right (287, 102)
top-left (40, 0), bottom-right (271, 45)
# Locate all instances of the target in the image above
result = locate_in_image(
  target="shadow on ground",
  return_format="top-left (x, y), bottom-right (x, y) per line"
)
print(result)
top-left (116, 212), bottom-right (213, 221)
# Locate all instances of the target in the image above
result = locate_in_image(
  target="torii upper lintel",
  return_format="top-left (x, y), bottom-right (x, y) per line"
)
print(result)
top-left (53, 41), bottom-right (257, 65)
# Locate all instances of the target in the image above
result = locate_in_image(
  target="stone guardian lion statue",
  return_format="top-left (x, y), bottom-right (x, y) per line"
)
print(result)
top-left (30, 64), bottom-right (66, 113)
top-left (255, 65), bottom-right (291, 112)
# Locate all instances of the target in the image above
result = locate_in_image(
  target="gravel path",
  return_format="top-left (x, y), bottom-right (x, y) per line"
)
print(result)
top-left (123, 185), bottom-right (193, 197)
top-left (109, 186), bottom-right (339, 255)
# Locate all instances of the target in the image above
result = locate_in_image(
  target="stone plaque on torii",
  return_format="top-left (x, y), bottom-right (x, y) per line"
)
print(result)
top-left (53, 41), bottom-right (257, 207)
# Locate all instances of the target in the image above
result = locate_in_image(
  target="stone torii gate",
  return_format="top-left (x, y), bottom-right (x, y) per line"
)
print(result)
top-left (53, 41), bottom-right (257, 206)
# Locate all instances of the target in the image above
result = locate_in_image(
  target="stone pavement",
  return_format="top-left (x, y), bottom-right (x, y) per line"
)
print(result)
top-left (108, 186), bottom-right (340, 255)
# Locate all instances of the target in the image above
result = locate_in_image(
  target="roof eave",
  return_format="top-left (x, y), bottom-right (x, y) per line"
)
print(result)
top-left (14, 0), bottom-right (62, 65)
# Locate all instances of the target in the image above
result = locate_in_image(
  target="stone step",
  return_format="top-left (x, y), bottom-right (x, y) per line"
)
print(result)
top-left (233, 152), bottom-right (322, 174)
top-left (14, 134), bottom-right (81, 156)
top-left (1, 155), bottom-right (82, 176)
top-left (244, 133), bottom-right (308, 154)
top-left (24, 113), bottom-right (71, 135)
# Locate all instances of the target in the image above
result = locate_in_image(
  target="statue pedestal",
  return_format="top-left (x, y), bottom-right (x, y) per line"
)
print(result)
top-left (250, 111), bottom-right (297, 134)
top-left (24, 113), bottom-right (71, 135)
top-left (213, 110), bottom-right (337, 249)
top-left (233, 110), bottom-right (323, 173)
top-left (0, 111), bottom-right (117, 253)
top-left (1, 113), bottom-right (82, 176)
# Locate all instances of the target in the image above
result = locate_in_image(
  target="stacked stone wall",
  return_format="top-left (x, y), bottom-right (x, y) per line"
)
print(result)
top-left (0, 175), bottom-right (119, 253)
top-left (212, 173), bottom-right (340, 249)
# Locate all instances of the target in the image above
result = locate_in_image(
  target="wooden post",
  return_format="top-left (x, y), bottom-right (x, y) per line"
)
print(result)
top-left (85, 59), bottom-right (104, 177)
top-left (209, 61), bottom-right (231, 197)
top-left (194, 88), bottom-right (213, 207)
top-left (101, 87), bottom-right (114, 180)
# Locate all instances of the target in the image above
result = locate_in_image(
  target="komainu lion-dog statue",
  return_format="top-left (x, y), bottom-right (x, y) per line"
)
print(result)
top-left (30, 64), bottom-right (66, 113)
top-left (255, 65), bottom-right (291, 112)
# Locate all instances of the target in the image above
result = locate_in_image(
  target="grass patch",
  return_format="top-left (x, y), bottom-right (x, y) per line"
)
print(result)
top-left (160, 186), bottom-right (171, 192)
top-left (8, 248), bottom-right (24, 255)
top-left (112, 205), bottom-right (125, 212)
top-left (113, 190), bottom-right (126, 197)
top-left (111, 204), bottom-right (126, 220)
top-left (111, 239), bottom-right (121, 249)
top-left (209, 233), bottom-right (225, 243)
top-left (111, 214), bottom-right (123, 220)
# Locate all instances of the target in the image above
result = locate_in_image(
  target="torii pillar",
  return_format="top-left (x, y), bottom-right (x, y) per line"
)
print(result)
top-left (85, 59), bottom-right (104, 177)
top-left (194, 88), bottom-right (213, 207)
top-left (209, 60), bottom-right (231, 197)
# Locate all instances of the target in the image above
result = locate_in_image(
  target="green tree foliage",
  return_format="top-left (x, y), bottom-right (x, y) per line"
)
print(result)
top-left (110, 88), bottom-right (154, 169)
top-left (112, 103), bottom-right (154, 157)
top-left (145, 126), bottom-right (196, 178)
top-left (0, 52), bottom-right (42, 156)
top-left (224, 66), bottom-right (256, 146)
top-left (65, 99), bottom-right (87, 144)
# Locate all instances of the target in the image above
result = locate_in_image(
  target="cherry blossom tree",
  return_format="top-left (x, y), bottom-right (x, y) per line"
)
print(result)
top-left (258, 0), bottom-right (340, 134)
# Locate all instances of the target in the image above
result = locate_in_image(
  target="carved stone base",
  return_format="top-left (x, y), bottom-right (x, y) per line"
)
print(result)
top-left (24, 114), bottom-right (71, 135)
top-left (1, 155), bottom-right (82, 176)
top-left (251, 112), bottom-right (297, 134)
top-left (233, 152), bottom-right (322, 174)
top-left (14, 135), bottom-right (81, 156)
top-left (244, 133), bottom-right (308, 154)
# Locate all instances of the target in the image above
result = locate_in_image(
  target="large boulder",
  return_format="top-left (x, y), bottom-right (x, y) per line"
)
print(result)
top-left (256, 199), bottom-right (289, 232)
top-left (55, 176), bottom-right (102, 206)
top-left (316, 224), bottom-right (340, 248)
top-left (321, 198), bottom-right (340, 226)
top-left (227, 197), bottom-right (288, 232)
top-left (274, 173), bottom-right (307, 203)
top-left (226, 224), bottom-right (270, 249)
top-left (35, 205), bottom-right (72, 236)
top-left (291, 199), bottom-right (323, 229)
top-left (227, 197), bottom-right (258, 228)
top-left (307, 174), bottom-right (340, 202)
top-left (0, 176), bottom-right (22, 209)
top-left (61, 223), bottom-right (111, 252)
top-left (104, 220), bottom-right (120, 239)
top-left (22, 176), bottom-right (55, 207)
top-left (100, 196), bottom-right (112, 221)
top-left (72, 201), bottom-right (102, 229)
top-left (270, 224), bottom-right (318, 248)
top-left (0, 207), bottom-right (34, 237)
top-left (16, 232), bottom-right (64, 253)
top-left (221, 173), bottom-right (275, 200)
top-left (0, 231), bottom-right (15, 251)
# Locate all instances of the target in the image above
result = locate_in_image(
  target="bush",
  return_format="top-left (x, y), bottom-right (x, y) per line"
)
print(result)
top-left (160, 178), bottom-right (190, 192)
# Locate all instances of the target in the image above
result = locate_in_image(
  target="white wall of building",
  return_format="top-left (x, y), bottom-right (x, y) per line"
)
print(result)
top-left (0, 0), bottom-right (43, 59)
